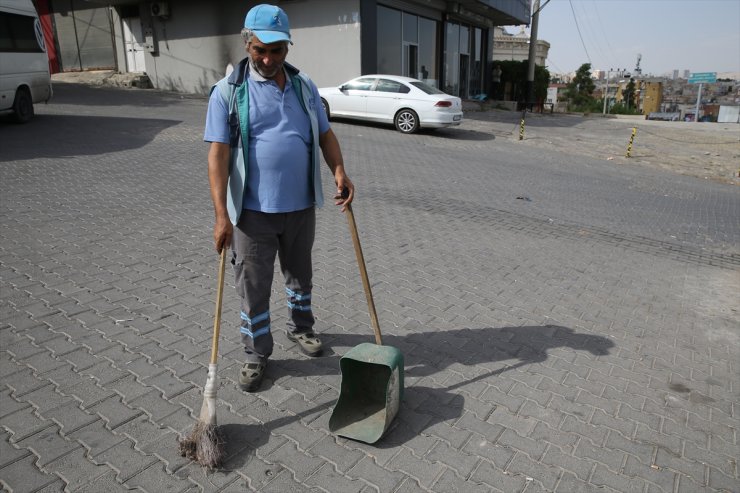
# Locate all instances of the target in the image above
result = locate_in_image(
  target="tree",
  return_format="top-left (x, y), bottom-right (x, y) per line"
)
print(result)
top-left (489, 60), bottom-right (550, 106)
top-left (565, 63), bottom-right (597, 110)
top-left (622, 79), bottom-right (636, 109)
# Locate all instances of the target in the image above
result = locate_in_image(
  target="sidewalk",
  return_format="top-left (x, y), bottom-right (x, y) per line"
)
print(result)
top-left (52, 70), bottom-right (152, 88)
top-left (1, 80), bottom-right (738, 493)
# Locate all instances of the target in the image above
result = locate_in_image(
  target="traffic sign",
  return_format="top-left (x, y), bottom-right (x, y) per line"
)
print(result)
top-left (688, 72), bottom-right (716, 84)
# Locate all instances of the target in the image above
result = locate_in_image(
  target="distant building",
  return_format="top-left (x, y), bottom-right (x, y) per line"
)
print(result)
top-left (492, 26), bottom-right (549, 66)
top-left (683, 69), bottom-right (691, 79)
top-left (640, 80), bottom-right (663, 115)
top-left (672, 69), bottom-right (679, 80)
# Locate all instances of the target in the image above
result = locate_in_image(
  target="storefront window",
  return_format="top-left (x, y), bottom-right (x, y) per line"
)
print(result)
top-left (444, 21), bottom-right (486, 98)
top-left (444, 23), bottom-right (459, 95)
top-left (402, 12), bottom-right (417, 43)
top-left (402, 12), bottom-right (418, 79)
top-left (377, 6), bottom-right (401, 75)
top-left (377, 6), bottom-right (439, 86)
top-left (470, 28), bottom-right (482, 97)
top-left (418, 17), bottom-right (438, 87)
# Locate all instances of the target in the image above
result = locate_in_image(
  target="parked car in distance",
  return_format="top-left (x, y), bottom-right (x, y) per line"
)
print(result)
top-left (318, 75), bottom-right (463, 134)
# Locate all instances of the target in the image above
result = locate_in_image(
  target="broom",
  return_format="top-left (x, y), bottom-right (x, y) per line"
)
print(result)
top-left (178, 248), bottom-right (227, 468)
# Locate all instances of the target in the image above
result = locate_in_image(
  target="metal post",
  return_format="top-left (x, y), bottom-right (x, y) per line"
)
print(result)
top-left (526, 0), bottom-right (540, 109)
top-left (519, 110), bottom-right (526, 140)
top-left (602, 68), bottom-right (610, 115)
top-left (626, 127), bottom-right (637, 157)
top-left (694, 83), bottom-right (702, 122)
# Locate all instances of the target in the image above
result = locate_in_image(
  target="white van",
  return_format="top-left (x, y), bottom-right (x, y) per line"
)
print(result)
top-left (0, 0), bottom-right (52, 122)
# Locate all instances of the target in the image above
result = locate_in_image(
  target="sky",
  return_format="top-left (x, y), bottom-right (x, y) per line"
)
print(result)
top-left (512, 0), bottom-right (740, 77)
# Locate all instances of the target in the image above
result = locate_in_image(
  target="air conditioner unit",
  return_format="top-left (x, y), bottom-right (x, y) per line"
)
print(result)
top-left (150, 2), bottom-right (169, 18)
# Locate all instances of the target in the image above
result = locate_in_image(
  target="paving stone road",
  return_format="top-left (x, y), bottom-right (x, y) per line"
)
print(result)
top-left (1, 81), bottom-right (738, 493)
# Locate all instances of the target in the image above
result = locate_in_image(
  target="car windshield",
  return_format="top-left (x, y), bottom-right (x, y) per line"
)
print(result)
top-left (343, 78), bottom-right (375, 91)
top-left (410, 81), bottom-right (446, 95)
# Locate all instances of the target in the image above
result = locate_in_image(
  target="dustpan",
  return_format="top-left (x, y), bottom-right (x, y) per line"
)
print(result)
top-left (329, 204), bottom-right (403, 444)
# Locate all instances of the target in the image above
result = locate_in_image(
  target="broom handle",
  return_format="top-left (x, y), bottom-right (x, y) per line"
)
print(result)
top-left (345, 204), bottom-right (383, 345)
top-left (210, 248), bottom-right (227, 365)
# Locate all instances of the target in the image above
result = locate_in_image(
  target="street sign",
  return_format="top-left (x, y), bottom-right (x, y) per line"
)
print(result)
top-left (688, 72), bottom-right (717, 84)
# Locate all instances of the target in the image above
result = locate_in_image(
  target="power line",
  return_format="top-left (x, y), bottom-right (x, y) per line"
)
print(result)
top-left (590, 1), bottom-right (621, 68)
top-left (573, 0), bottom-right (609, 67)
top-left (546, 57), bottom-right (565, 74)
top-left (568, 0), bottom-right (591, 65)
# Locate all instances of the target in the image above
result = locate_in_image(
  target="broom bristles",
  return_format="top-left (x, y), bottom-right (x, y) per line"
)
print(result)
top-left (178, 420), bottom-right (225, 469)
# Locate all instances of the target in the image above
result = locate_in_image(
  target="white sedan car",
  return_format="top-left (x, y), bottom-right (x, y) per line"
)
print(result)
top-left (318, 75), bottom-right (463, 134)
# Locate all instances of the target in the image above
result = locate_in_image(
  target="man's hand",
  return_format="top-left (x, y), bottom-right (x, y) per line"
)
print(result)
top-left (319, 128), bottom-right (353, 211)
top-left (334, 174), bottom-right (354, 212)
top-left (213, 214), bottom-right (232, 253)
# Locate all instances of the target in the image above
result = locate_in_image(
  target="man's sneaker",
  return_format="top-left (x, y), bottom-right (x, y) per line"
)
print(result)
top-left (238, 361), bottom-right (265, 392)
top-left (287, 331), bottom-right (323, 357)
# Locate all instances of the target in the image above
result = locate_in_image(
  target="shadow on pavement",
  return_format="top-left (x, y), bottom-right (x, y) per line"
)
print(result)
top-left (0, 114), bottom-right (181, 161)
top-left (42, 82), bottom-right (199, 107)
top-left (330, 117), bottom-right (494, 141)
top-left (210, 324), bottom-right (614, 466)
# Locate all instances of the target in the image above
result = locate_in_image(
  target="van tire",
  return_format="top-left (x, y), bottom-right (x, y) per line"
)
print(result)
top-left (12, 87), bottom-right (34, 123)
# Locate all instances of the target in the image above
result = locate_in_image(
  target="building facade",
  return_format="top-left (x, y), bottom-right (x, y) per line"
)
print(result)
top-left (37, 0), bottom-right (531, 98)
top-left (491, 25), bottom-right (548, 66)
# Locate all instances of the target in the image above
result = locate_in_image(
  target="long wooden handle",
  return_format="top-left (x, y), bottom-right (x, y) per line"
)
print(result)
top-left (345, 204), bottom-right (382, 345)
top-left (210, 248), bottom-right (227, 365)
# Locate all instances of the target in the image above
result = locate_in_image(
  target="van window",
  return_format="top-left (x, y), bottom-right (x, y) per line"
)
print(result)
top-left (0, 12), bottom-right (43, 53)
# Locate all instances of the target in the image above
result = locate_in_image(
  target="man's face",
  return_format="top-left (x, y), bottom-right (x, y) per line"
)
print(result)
top-left (248, 36), bottom-right (288, 79)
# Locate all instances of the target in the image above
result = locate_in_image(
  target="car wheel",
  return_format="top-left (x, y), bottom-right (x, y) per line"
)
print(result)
top-left (394, 109), bottom-right (419, 134)
top-left (320, 98), bottom-right (330, 120)
top-left (12, 87), bottom-right (34, 124)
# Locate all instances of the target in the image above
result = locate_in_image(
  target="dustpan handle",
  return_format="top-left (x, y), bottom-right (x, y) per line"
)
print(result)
top-left (210, 248), bottom-right (227, 365)
top-left (345, 204), bottom-right (383, 345)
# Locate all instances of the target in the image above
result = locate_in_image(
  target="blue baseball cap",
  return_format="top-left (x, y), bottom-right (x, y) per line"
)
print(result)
top-left (244, 4), bottom-right (292, 44)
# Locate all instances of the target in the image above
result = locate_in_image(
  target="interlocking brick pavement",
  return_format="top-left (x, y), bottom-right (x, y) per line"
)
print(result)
top-left (1, 81), bottom-right (738, 492)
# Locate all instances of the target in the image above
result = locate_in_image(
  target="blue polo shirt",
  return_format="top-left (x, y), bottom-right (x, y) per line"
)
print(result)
top-left (204, 65), bottom-right (330, 213)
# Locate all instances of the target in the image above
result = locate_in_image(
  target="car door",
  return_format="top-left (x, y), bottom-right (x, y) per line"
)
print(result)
top-left (365, 78), bottom-right (411, 123)
top-left (331, 77), bottom-right (376, 118)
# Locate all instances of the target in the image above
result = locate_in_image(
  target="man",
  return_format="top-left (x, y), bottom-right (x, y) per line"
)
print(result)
top-left (204, 4), bottom-right (354, 392)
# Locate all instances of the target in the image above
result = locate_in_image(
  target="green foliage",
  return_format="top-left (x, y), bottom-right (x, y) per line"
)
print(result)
top-left (490, 60), bottom-right (550, 103)
top-left (622, 79), bottom-right (636, 109)
top-left (609, 103), bottom-right (642, 115)
top-left (565, 63), bottom-right (597, 111)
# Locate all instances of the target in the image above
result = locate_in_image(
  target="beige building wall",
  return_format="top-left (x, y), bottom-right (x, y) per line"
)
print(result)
top-left (492, 26), bottom-right (549, 66)
top-left (641, 81), bottom-right (663, 115)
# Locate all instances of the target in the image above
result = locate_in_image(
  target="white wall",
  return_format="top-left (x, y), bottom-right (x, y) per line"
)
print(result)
top-left (718, 105), bottom-right (740, 123)
top-left (282, 0), bottom-right (362, 88)
top-left (142, 1), bottom-right (245, 94)
top-left (135, 0), bottom-right (362, 94)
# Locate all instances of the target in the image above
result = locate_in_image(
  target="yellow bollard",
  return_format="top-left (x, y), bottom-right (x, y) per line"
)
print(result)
top-left (519, 117), bottom-right (525, 141)
top-left (625, 127), bottom-right (637, 157)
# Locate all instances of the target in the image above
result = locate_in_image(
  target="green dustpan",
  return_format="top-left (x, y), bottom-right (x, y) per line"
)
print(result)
top-left (329, 204), bottom-right (404, 444)
top-left (330, 343), bottom-right (403, 443)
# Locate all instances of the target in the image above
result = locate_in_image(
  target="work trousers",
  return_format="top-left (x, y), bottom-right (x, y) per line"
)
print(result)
top-left (232, 208), bottom-right (316, 363)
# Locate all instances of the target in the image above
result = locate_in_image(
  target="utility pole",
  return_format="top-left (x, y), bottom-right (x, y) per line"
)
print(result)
top-left (525, 0), bottom-right (540, 110)
top-left (602, 68), bottom-right (611, 115)
top-left (694, 83), bottom-right (703, 123)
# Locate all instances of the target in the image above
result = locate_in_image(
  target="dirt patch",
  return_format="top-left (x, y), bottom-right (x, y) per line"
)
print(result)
top-left (464, 110), bottom-right (740, 185)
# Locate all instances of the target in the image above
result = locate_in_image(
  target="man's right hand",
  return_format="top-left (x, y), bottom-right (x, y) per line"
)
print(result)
top-left (214, 215), bottom-right (233, 253)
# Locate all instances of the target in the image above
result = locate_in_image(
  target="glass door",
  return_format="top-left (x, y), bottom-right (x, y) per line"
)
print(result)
top-left (403, 43), bottom-right (418, 79)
